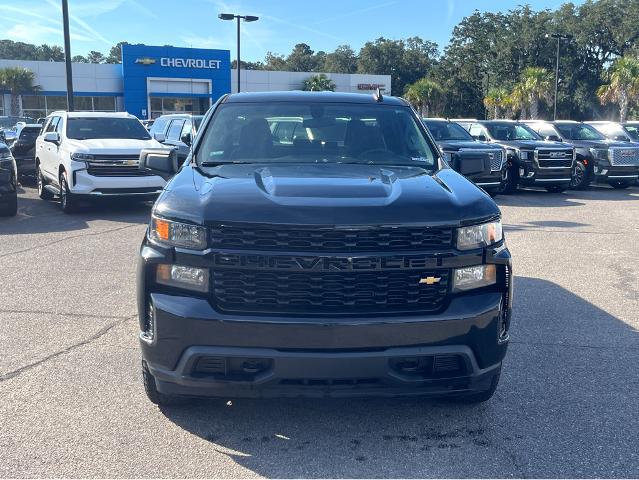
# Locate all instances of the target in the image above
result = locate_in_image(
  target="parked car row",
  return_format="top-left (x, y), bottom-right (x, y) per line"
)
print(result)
top-left (422, 118), bottom-right (639, 194)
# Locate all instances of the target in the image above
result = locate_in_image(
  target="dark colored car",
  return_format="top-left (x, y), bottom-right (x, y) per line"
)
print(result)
top-left (457, 120), bottom-right (575, 193)
top-left (423, 119), bottom-right (507, 196)
top-left (525, 120), bottom-right (639, 189)
top-left (0, 142), bottom-right (18, 216)
top-left (10, 124), bottom-right (42, 177)
top-left (136, 91), bottom-right (512, 405)
top-left (149, 114), bottom-right (204, 165)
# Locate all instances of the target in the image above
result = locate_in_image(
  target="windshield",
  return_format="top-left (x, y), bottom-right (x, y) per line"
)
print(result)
top-left (592, 123), bottom-right (631, 141)
top-left (424, 121), bottom-right (473, 141)
top-left (486, 123), bottom-right (541, 141)
top-left (66, 117), bottom-right (151, 140)
top-left (555, 124), bottom-right (605, 141)
top-left (196, 102), bottom-right (437, 168)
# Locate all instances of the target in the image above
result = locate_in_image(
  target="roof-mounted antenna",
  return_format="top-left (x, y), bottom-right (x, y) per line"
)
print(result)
top-left (374, 87), bottom-right (383, 102)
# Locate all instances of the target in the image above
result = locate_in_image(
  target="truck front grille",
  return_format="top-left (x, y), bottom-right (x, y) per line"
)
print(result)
top-left (209, 224), bottom-right (454, 252)
top-left (536, 149), bottom-right (573, 168)
top-left (610, 147), bottom-right (639, 166)
top-left (212, 268), bottom-right (450, 315)
top-left (87, 164), bottom-right (153, 177)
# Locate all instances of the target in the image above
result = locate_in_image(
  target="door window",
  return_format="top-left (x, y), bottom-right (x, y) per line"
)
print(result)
top-left (45, 117), bottom-right (60, 133)
top-left (166, 120), bottom-right (185, 141)
top-left (180, 119), bottom-right (193, 141)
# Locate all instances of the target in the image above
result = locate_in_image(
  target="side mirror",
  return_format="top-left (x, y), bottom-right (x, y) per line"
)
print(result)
top-left (43, 132), bottom-right (60, 144)
top-left (153, 132), bottom-right (166, 143)
top-left (545, 135), bottom-right (561, 142)
top-left (139, 148), bottom-right (178, 180)
top-left (180, 132), bottom-right (192, 146)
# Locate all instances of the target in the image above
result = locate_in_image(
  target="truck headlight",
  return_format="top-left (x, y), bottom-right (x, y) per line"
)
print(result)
top-left (456, 219), bottom-right (503, 250)
top-left (149, 216), bottom-right (208, 250)
top-left (589, 148), bottom-right (609, 161)
top-left (71, 152), bottom-right (95, 161)
top-left (452, 265), bottom-right (496, 292)
top-left (156, 264), bottom-right (209, 292)
top-left (518, 150), bottom-right (528, 160)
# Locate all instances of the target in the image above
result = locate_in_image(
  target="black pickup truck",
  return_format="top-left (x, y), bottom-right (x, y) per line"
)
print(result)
top-left (423, 119), bottom-right (507, 196)
top-left (0, 141), bottom-right (18, 216)
top-left (458, 120), bottom-right (575, 193)
top-left (136, 91), bottom-right (513, 405)
top-left (525, 120), bottom-right (639, 189)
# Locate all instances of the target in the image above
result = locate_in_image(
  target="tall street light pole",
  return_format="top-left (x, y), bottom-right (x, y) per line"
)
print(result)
top-left (61, 0), bottom-right (74, 111)
top-left (546, 33), bottom-right (571, 120)
top-left (218, 13), bottom-right (259, 93)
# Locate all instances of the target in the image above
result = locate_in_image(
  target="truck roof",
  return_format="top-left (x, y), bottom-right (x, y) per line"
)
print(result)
top-left (223, 90), bottom-right (408, 106)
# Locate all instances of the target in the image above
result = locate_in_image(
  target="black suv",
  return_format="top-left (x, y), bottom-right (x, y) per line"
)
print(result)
top-left (458, 120), bottom-right (575, 193)
top-left (137, 91), bottom-right (512, 405)
top-left (423, 119), bottom-right (507, 196)
top-left (10, 124), bottom-right (41, 177)
top-left (0, 141), bottom-right (18, 216)
top-left (149, 114), bottom-right (204, 166)
top-left (525, 120), bottom-right (639, 189)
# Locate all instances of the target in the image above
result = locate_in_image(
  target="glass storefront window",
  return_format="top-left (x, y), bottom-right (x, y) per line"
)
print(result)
top-left (46, 96), bottom-right (68, 110)
top-left (75, 96), bottom-right (93, 111)
top-left (149, 96), bottom-right (210, 119)
top-left (20, 95), bottom-right (117, 117)
top-left (94, 96), bottom-right (116, 111)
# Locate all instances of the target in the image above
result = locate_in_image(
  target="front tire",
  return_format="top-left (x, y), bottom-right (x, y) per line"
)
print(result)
top-left (37, 165), bottom-right (53, 200)
top-left (610, 181), bottom-right (631, 189)
top-left (453, 368), bottom-right (501, 404)
top-left (0, 193), bottom-right (17, 217)
top-left (142, 361), bottom-right (189, 406)
top-left (59, 172), bottom-right (78, 213)
top-left (501, 165), bottom-right (518, 194)
top-left (569, 160), bottom-right (590, 190)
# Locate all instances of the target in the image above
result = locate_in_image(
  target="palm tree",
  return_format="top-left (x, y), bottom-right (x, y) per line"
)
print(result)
top-left (0, 67), bottom-right (40, 116)
top-left (508, 83), bottom-right (528, 119)
top-left (483, 87), bottom-right (510, 119)
top-left (518, 67), bottom-right (554, 120)
top-left (597, 56), bottom-right (639, 123)
top-left (404, 78), bottom-right (443, 117)
top-left (302, 74), bottom-right (336, 92)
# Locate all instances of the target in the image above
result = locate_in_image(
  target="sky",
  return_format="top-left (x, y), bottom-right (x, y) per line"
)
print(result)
top-left (0, 0), bottom-right (587, 61)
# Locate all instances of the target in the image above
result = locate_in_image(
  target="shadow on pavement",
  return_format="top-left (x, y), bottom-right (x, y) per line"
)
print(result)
top-left (0, 187), bottom-right (153, 236)
top-left (159, 277), bottom-right (639, 478)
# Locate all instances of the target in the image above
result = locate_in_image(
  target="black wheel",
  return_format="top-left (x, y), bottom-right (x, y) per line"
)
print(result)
top-left (569, 160), bottom-right (589, 190)
top-left (545, 185), bottom-right (567, 193)
top-left (610, 181), bottom-right (631, 189)
top-left (142, 360), bottom-right (189, 406)
top-left (37, 164), bottom-right (53, 200)
top-left (500, 165), bottom-right (518, 195)
top-left (0, 192), bottom-right (17, 217)
top-left (452, 368), bottom-right (501, 404)
top-left (59, 171), bottom-right (78, 213)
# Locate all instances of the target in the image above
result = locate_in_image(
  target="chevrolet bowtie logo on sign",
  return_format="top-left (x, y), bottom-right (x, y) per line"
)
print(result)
top-left (135, 57), bottom-right (156, 65)
top-left (419, 276), bottom-right (441, 285)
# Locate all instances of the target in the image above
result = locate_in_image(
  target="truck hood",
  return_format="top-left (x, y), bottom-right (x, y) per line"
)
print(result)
top-left (66, 137), bottom-right (162, 154)
top-left (154, 163), bottom-right (500, 227)
top-left (437, 140), bottom-right (502, 151)
top-left (493, 140), bottom-right (572, 150)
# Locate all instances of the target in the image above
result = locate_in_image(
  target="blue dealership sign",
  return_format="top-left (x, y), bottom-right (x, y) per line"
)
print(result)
top-left (121, 44), bottom-right (231, 119)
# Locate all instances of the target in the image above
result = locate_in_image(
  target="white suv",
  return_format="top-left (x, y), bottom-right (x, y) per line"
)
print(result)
top-left (35, 111), bottom-right (166, 212)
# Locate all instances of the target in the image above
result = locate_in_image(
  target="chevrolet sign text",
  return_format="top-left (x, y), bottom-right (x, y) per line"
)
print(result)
top-left (160, 58), bottom-right (221, 69)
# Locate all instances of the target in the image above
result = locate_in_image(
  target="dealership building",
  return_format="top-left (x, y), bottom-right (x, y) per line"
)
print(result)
top-left (0, 44), bottom-right (391, 120)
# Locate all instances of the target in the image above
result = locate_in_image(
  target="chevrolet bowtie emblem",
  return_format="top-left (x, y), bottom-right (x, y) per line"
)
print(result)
top-left (135, 57), bottom-right (156, 65)
top-left (419, 276), bottom-right (441, 285)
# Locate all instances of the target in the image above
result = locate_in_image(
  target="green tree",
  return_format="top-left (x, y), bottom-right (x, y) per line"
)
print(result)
top-left (323, 45), bottom-right (357, 73)
top-left (72, 55), bottom-right (88, 63)
top-left (302, 73), bottom-right (335, 91)
top-left (36, 44), bottom-right (65, 61)
top-left (286, 43), bottom-right (319, 72)
top-left (517, 67), bottom-right (554, 119)
top-left (0, 40), bottom-right (38, 61)
top-left (404, 78), bottom-right (443, 117)
top-left (483, 87), bottom-right (510, 119)
top-left (0, 67), bottom-right (41, 115)
top-left (106, 42), bottom-right (128, 63)
top-left (597, 56), bottom-right (639, 122)
top-left (264, 52), bottom-right (287, 70)
top-left (86, 50), bottom-right (106, 64)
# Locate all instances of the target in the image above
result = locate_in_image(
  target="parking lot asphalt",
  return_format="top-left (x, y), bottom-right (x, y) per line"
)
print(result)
top-left (1, 183), bottom-right (638, 478)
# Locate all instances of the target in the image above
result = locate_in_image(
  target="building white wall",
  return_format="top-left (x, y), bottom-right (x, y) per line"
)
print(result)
top-left (0, 59), bottom-right (122, 94)
top-left (230, 69), bottom-right (391, 94)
